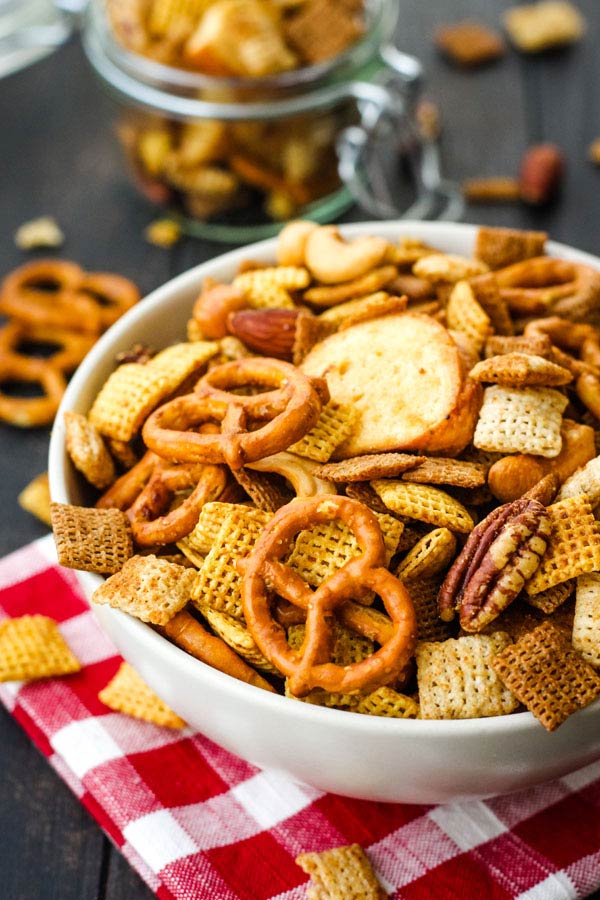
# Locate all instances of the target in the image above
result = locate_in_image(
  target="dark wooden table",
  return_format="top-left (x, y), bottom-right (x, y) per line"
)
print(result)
top-left (1, 3), bottom-right (599, 897)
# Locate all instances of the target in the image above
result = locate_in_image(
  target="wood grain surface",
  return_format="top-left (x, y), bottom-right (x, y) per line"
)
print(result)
top-left (1, 2), bottom-right (599, 897)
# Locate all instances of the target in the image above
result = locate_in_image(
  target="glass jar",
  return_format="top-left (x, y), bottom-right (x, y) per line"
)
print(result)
top-left (82, 0), bottom-right (462, 242)
top-left (0, 0), bottom-right (73, 79)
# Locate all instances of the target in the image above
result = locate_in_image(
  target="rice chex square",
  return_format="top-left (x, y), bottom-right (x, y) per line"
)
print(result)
top-left (416, 632), bottom-right (518, 719)
top-left (473, 384), bottom-right (568, 457)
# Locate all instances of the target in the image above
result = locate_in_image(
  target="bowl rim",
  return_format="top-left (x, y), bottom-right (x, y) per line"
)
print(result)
top-left (49, 219), bottom-right (600, 739)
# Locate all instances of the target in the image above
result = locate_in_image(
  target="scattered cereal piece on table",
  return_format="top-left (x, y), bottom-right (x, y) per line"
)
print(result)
top-left (589, 138), bottom-right (600, 166)
top-left (14, 216), bottom-right (64, 250)
top-left (0, 615), bottom-right (80, 682)
top-left (296, 843), bottom-right (388, 900)
top-left (99, 662), bottom-right (186, 728)
top-left (435, 20), bottom-right (506, 67)
top-left (18, 472), bottom-right (52, 526)
top-left (463, 177), bottom-right (521, 204)
top-left (144, 218), bottom-right (182, 248)
top-left (504, 0), bottom-right (585, 52)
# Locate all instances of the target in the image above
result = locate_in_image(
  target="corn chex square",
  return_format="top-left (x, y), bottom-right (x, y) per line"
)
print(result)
top-left (525, 496), bottom-right (600, 595)
top-left (473, 384), bottom-right (568, 458)
top-left (192, 507), bottom-right (272, 619)
top-left (92, 554), bottom-right (196, 625)
top-left (99, 662), bottom-right (185, 728)
top-left (288, 400), bottom-right (358, 462)
top-left (51, 503), bottom-right (133, 574)
top-left (201, 607), bottom-right (279, 674)
top-left (355, 686), bottom-right (420, 719)
top-left (146, 340), bottom-right (218, 380)
top-left (186, 501), bottom-right (246, 555)
top-left (371, 480), bottom-right (474, 533)
top-left (233, 266), bottom-right (309, 309)
top-left (287, 512), bottom-right (401, 589)
top-left (0, 615), bottom-right (81, 682)
top-left (491, 621), bottom-right (600, 731)
top-left (416, 632), bottom-right (518, 719)
top-left (18, 472), bottom-right (52, 526)
top-left (446, 280), bottom-right (492, 355)
top-left (396, 527), bottom-right (456, 581)
top-left (296, 843), bottom-right (387, 900)
top-left (573, 574), bottom-right (600, 668)
top-left (88, 364), bottom-right (172, 442)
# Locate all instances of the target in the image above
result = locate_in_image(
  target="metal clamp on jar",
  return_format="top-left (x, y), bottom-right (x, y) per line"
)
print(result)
top-left (81, 0), bottom-right (463, 242)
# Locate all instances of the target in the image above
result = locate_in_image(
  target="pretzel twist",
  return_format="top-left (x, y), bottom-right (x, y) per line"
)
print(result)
top-left (240, 495), bottom-right (417, 697)
top-left (142, 357), bottom-right (326, 469)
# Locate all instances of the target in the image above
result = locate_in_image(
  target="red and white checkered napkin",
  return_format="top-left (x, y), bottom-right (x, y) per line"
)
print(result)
top-left (2, 536), bottom-right (600, 900)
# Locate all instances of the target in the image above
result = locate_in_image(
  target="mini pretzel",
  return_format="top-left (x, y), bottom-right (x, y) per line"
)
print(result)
top-left (98, 448), bottom-right (228, 546)
top-left (494, 257), bottom-right (598, 318)
top-left (0, 260), bottom-right (139, 334)
top-left (240, 495), bottom-right (417, 697)
top-left (0, 354), bottom-right (66, 427)
top-left (78, 272), bottom-right (140, 331)
top-left (0, 321), bottom-right (95, 374)
top-left (142, 358), bottom-right (327, 469)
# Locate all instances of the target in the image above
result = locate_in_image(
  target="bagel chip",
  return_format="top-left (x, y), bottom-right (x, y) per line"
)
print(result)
top-left (301, 313), bottom-right (481, 458)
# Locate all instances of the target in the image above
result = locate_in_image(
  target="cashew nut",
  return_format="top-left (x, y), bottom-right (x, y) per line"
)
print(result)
top-left (276, 220), bottom-right (318, 267)
top-left (304, 225), bottom-right (390, 284)
top-left (247, 451), bottom-right (333, 497)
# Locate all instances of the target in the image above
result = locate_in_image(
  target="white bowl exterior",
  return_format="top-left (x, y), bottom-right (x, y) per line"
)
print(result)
top-left (50, 222), bottom-right (600, 804)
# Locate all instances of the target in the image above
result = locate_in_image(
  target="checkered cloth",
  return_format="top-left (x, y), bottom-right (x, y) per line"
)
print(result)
top-left (2, 536), bottom-right (600, 900)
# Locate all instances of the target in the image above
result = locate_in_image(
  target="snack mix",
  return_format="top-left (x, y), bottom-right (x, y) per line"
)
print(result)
top-left (51, 221), bottom-right (600, 732)
top-left (107, 0), bottom-right (366, 224)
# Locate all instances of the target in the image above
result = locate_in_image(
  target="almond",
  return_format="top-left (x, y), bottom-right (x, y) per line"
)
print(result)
top-left (228, 309), bottom-right (300, 359)
top-left (519, 144), bottom-right (565, 205)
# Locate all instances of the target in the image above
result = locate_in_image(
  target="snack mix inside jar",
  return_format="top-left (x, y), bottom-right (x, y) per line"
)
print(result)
top-left (84, 0), bottom-right (461, 241)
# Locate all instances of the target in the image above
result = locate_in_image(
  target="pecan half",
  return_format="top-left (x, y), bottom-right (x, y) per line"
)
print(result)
top-left (438, 497), bottom-right (551, 632)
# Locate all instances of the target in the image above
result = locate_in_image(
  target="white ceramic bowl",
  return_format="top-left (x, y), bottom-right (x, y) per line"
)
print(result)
top-left (49, 222), bottom-right (600, 804)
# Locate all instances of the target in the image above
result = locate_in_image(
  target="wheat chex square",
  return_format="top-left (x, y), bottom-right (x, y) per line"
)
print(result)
top-left (51, 502), bottom-right (133, 574)
top-left (491, 620), bottom-right (600, 731)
